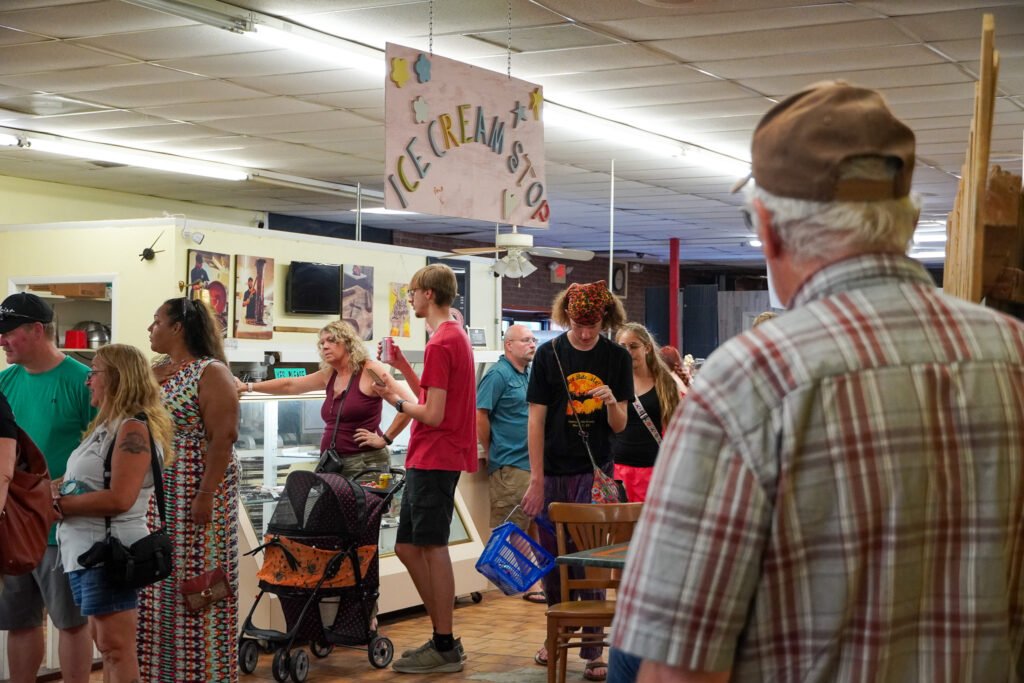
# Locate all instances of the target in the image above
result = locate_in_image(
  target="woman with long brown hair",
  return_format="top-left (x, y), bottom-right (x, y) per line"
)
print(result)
top-left (54, 344), bottom-right (172, 683)
top-left (138, 297), bottom-right (240, 682)
top-left (612, 323), bottom-right (682, 502)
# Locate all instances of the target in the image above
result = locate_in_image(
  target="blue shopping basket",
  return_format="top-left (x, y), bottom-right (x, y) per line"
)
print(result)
top-left (475, 521), bottom-right (556, 595)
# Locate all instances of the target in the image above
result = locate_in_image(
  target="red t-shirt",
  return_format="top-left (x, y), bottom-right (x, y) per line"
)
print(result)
top-left (406, 321), bottom-right (478, 472)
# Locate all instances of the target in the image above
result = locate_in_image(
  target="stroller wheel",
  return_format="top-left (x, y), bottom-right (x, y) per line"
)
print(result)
top-left (271, 649), bottom-right (291, 683)
top-left (471, 591), bottom-right (483, 603)
top-left (368, 636), bottom-right (394, 669)
top-left (239, 639), bottom-right (260, 675)
top-left (289, 649), bottom-right (309, 683)
top-left (311, 639), bottom-right (334, 658)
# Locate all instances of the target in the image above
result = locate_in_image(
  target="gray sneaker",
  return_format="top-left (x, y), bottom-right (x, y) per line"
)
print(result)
top-left (392, 640), bottom-right (464, 673)
top-left (401, 637), bottom-right (466, 661)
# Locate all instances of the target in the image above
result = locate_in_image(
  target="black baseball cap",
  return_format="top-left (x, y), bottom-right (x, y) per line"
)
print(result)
top-left (0, 292), bottom-right (54, 334)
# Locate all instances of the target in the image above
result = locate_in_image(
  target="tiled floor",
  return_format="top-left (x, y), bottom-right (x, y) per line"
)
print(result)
top-left (82, 591), bottom-right (602, 682)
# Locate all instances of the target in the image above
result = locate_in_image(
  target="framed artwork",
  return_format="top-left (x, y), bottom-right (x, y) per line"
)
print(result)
top-left (234, 255), bottom-right (274, 340)
top-left (342, 264), bottom-right (374, 340)
top-left (388, 282), bottom-right (410, 337)
top-left (187, 249), bottom-right (230, 337)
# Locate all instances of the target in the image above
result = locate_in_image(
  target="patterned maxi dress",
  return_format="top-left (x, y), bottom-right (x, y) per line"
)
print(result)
top-left (138, 358), bottom-right (240, 682)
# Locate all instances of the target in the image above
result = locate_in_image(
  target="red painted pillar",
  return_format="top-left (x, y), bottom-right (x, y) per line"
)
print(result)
top-left (669, 237), bottom-right (680, 349)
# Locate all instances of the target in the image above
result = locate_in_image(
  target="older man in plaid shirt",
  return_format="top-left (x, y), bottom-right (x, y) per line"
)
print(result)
top-left (611, 81), bottom-right (1024, 683)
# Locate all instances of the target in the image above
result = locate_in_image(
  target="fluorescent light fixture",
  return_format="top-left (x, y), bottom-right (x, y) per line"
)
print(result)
top-left (545, 102), bottom-right (750, 176)
top-left (26, 136), bottom-right (248, 181)
top-left (911, 250), bottom-right (946, 260)
top-left (682, 146), bottom-right (751, 177)
top-left (0, 133), bottom-right (18, 147)
top-left (121, 0), bottom-right (251, 33)
top-left (545, 103), bottom-right (685, 158)
top-left (252, 23), bottom-right (383, 75)
top-left (250, 172), bottom-right (383, 200)
top-left (352, 207), bottom-right (417, 215)
top-left (913, 233), bottom-right (947, 244)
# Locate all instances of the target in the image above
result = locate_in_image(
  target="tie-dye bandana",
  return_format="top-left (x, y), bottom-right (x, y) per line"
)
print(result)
top-left (566, 280), bottom-right (612, 325)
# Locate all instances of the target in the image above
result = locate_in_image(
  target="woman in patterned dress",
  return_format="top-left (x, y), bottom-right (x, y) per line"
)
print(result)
top-left (138, 297), bottom-right (240, 682)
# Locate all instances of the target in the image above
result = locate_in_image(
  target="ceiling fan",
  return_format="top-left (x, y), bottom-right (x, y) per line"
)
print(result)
top-left (448, 226), bottom-right (595, 279)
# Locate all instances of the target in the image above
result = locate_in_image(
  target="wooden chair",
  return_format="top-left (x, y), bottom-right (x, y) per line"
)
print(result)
top-left (545, 502), bottom-right (643, 683)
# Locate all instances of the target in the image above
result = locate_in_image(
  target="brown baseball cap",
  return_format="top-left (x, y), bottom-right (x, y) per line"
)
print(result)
top-left (733, 81), bottom-right (915, 201)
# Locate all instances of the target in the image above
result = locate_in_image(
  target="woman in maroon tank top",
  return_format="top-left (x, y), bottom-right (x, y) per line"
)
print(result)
top-left (233, 320), bottom-right (415, 478)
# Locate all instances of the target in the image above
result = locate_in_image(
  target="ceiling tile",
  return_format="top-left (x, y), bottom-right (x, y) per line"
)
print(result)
top-left (76, 80), bottom-right (269, 109)
top-left (0, 0), bottom-right (187, 39)
top-left (71, 24), bottom-right (267, 61)
top-left (0, 41), bottom-right (127, 75)
top-left (137, 97), bottom-right (329, 122)
top-left (696, 44), bottom-right (944, 79)
top-left (0, 63), bottom-right (200, 93)
top-left (649, 19), bottom-right (914, 62)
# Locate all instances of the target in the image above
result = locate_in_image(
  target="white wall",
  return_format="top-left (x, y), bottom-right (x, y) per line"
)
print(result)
top-left (0, 217), bottom-right (499, 367)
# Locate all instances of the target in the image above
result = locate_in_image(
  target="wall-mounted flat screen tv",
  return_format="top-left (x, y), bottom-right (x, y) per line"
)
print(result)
top-left (286, 262), bottom-right (341, 314)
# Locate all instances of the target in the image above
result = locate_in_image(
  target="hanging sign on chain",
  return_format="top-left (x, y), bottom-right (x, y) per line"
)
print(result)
top-left (384, 43), bottom-right (549, 227)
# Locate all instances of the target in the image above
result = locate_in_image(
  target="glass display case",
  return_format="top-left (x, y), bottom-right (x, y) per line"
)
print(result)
top-left (237, 392), bottom-right (471, 555)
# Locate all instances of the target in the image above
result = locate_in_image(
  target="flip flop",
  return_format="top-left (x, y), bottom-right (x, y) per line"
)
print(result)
top-left (534, 646), bottom-right (548, 666)
top-left (522, 590), bottom-right (546, 604)
top-left (583, 659), bottom-right (607, 681)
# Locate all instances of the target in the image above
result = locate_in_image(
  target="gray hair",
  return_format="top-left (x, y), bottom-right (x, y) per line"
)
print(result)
top-left (746, 157), bottom-right (920, 263)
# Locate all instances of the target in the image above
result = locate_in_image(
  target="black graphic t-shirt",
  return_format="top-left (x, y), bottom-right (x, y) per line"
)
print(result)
top-left (527, 332), bottom-right (632, 476)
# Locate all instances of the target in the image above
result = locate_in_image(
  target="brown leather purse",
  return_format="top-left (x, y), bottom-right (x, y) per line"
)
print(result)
top-left (180, 566), bottom-right (232, 612)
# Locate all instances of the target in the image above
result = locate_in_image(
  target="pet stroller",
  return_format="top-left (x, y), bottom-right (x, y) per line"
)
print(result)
top-left (239, 467), bottom-right (404, 682)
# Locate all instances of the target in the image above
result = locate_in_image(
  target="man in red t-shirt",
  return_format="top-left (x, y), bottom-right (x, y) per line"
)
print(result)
top-left (375, 263), bottom-right (477, 674)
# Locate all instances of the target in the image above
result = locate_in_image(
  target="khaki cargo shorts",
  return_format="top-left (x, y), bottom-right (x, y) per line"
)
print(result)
top-left (488, 465), bottom-right (531, 530)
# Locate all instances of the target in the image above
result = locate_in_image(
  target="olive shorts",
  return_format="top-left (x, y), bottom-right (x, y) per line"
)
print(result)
top-left (488, 465), bottom-right (531, 530)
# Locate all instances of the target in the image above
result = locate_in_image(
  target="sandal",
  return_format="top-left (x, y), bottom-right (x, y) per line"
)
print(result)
top-left (534, 646), bottom-right (548, 666)
top-left (522, 590), bottom-right (546, 604)
top-left (583, 659), bottom-right (607, 681)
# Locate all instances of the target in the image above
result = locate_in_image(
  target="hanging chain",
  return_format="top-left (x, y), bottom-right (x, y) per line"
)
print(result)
top-left (428, 0), bottom-right (434, 55)
top-left (506, 0), bottom-right (513, 78)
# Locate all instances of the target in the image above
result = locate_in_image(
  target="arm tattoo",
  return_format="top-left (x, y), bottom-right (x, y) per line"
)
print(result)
top-left (120, 431), bottom-right (151, 455)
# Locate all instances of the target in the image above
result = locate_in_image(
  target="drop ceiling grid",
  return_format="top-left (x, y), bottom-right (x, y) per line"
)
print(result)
top-left (0, 0), bottom-right (1017, 263)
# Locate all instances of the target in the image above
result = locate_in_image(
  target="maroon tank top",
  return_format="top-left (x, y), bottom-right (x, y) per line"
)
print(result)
top-left (319, 369), bottom-right (385, 454)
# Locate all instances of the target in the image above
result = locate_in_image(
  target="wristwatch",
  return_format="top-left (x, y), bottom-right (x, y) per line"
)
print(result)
top-left (395, 399), bottom-right (406, 413)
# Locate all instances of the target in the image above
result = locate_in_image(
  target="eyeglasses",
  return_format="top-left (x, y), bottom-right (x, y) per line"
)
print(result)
top-left (86, 370), bottom-right (104, 381)
top-left (406, 287), bottom-right (421, 300)
top-left (507, 337), bottom-right (537, 345)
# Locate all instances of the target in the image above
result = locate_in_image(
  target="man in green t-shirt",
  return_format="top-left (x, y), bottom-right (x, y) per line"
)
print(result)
top-left (0, 292), bottom-right (93, 683)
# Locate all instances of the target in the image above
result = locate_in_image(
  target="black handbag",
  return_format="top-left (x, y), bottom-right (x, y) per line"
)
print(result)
top-left (315, 371), bottom-right (357, 474)
top-left (78, 413), bottom-right (173, 590)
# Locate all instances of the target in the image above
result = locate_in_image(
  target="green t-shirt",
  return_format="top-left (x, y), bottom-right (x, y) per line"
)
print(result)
top-left (0, 356), bottom-right (96, 544)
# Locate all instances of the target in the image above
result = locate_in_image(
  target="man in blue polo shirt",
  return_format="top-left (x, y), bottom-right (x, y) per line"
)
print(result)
top-left (476, 324), bottom-right (544, 601)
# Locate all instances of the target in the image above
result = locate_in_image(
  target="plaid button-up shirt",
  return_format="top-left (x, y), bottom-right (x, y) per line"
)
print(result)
top-left (612, 254), bottom-right (1024, 682)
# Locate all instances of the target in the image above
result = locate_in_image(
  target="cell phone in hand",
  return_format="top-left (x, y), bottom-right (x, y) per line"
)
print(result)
top-left (366, 368), bottom-right (386, 386)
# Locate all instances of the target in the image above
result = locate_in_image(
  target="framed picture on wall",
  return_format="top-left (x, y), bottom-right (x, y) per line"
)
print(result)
top-left (342, 264), bottom-right (374, 340)
top-left (234, 255), bottom-right (274, 340)
top-left (187, 249), bottom-right (230, 337)
top-left (388, 282), bottom-right (410, 337)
